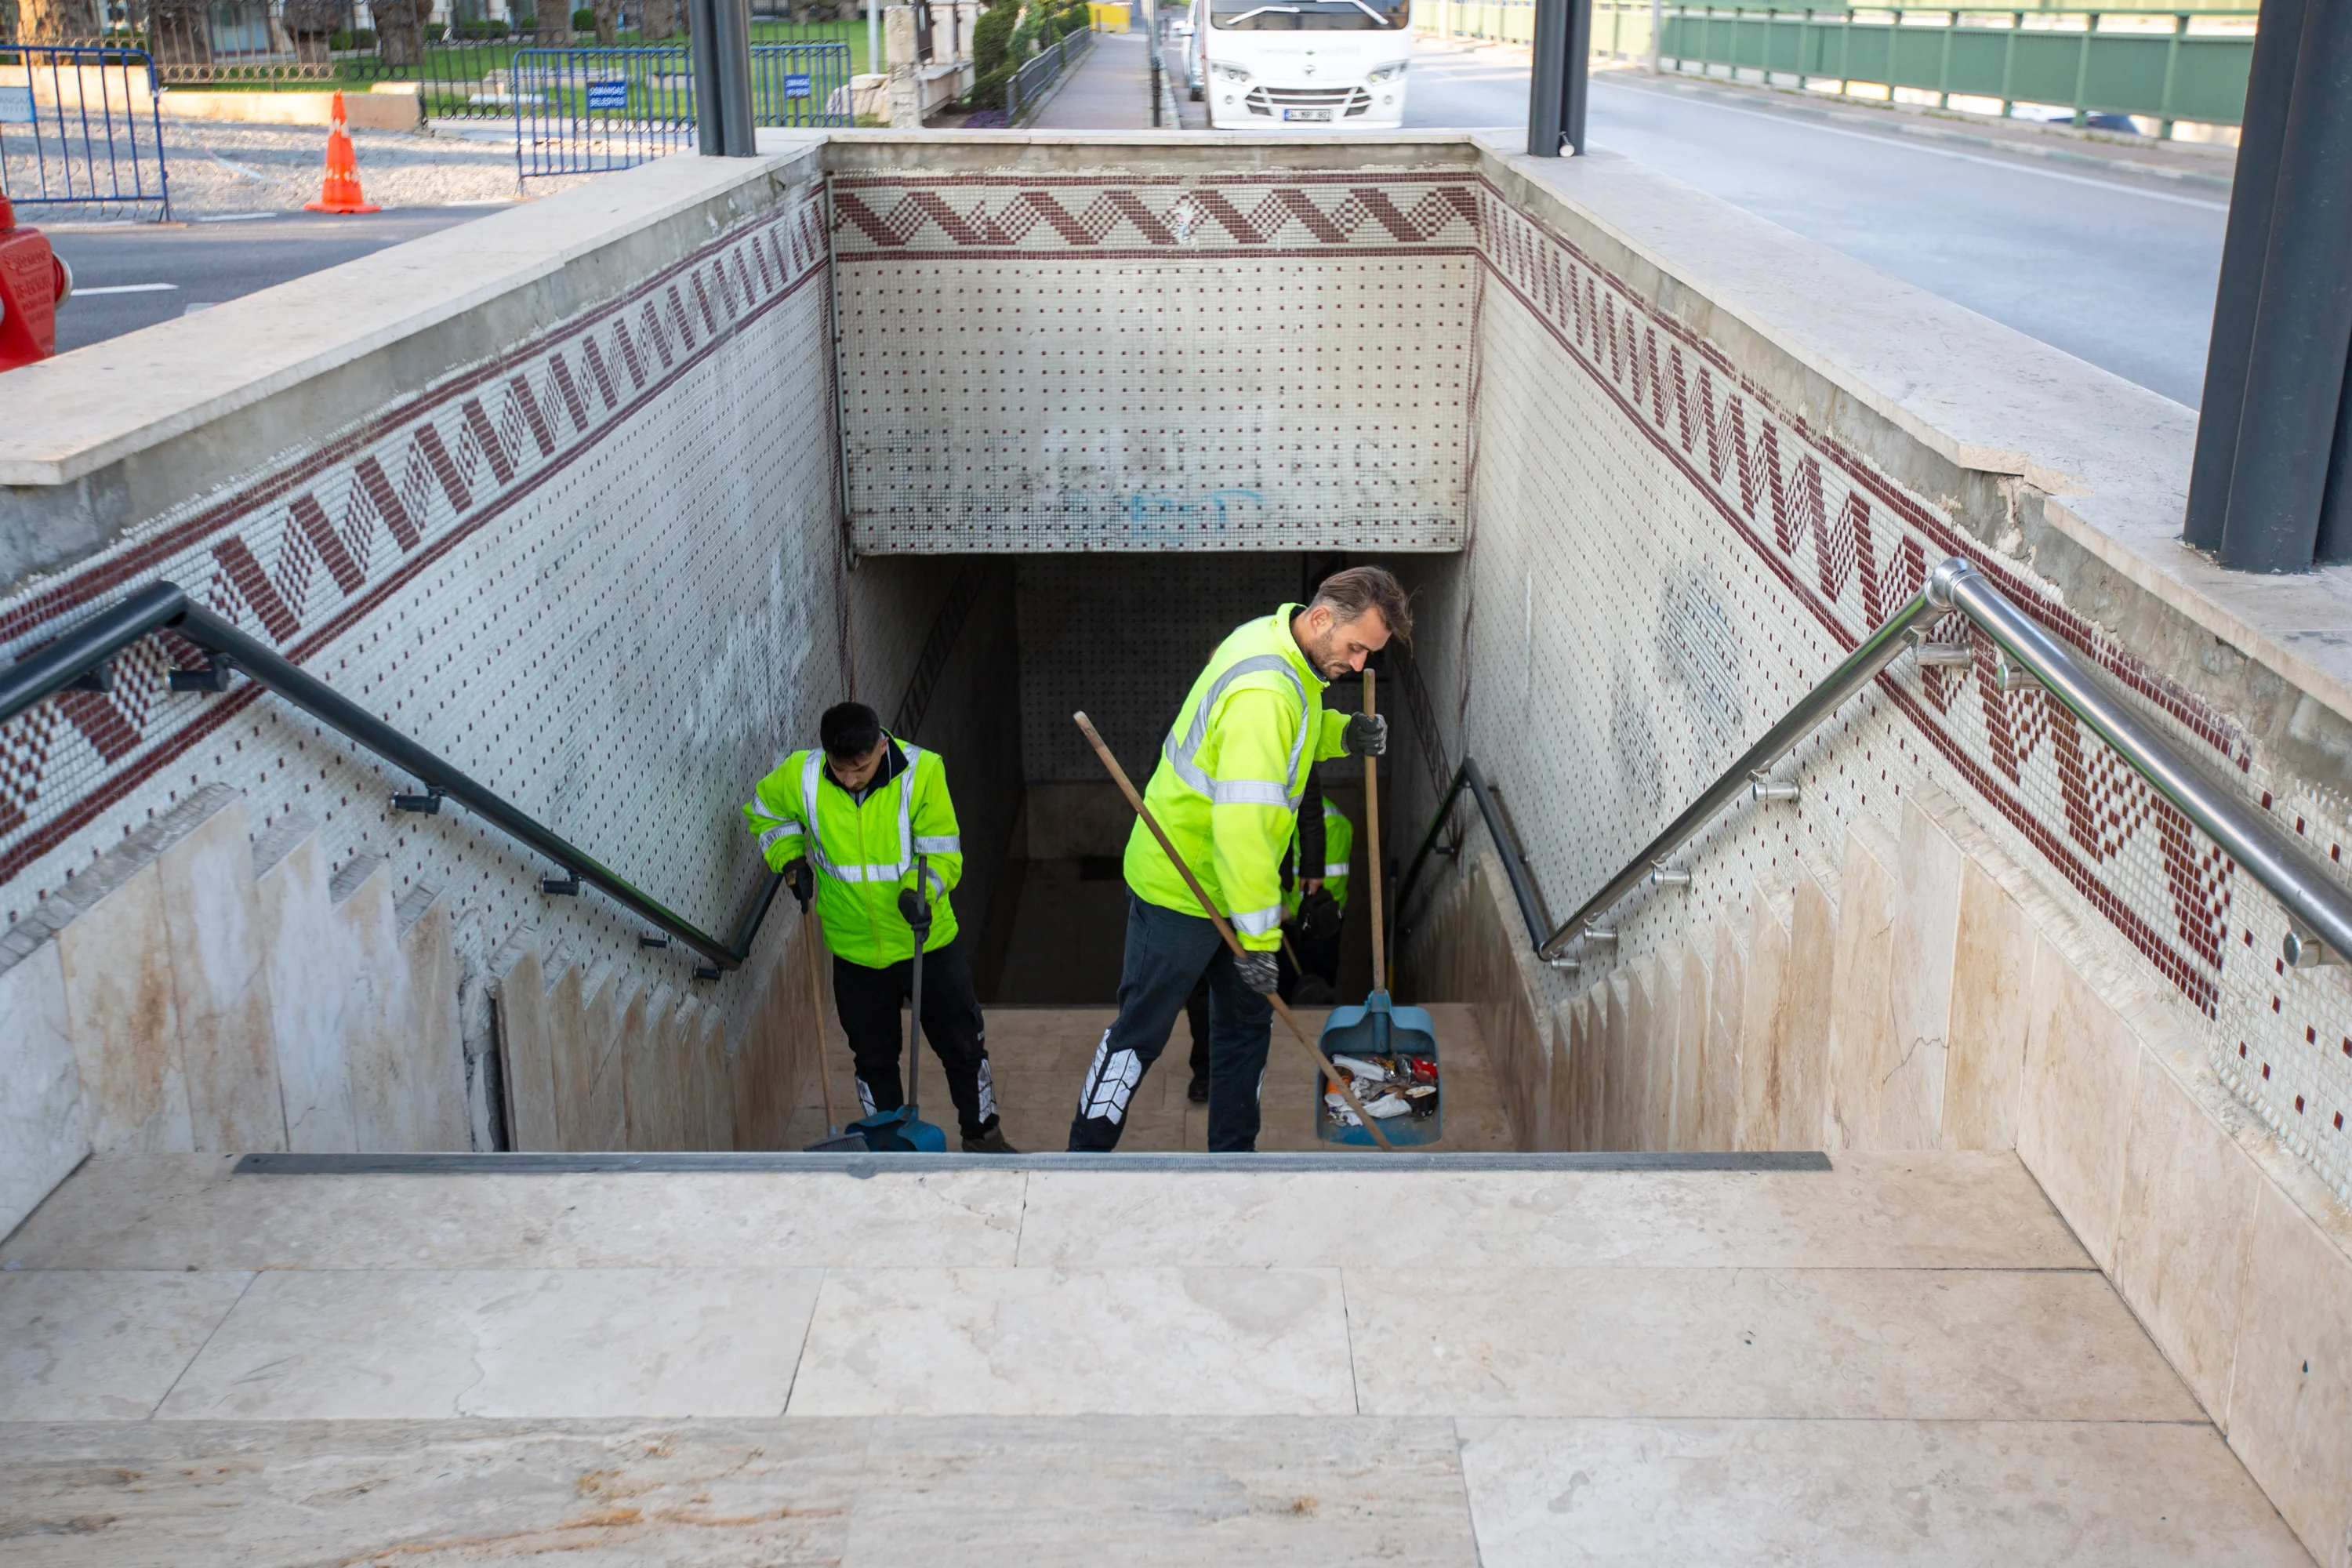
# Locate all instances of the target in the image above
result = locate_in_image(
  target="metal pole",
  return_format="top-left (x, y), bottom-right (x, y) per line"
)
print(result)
top-left (714, 0), bottom-right (757, 152)
top-left (1649, 0), bottom-right (1662, 72)
top-left (869, 0), bottom-right (883, 94)
top-left (1527, 0), bottom-right (1594, 154)
top-left (2183, 0), bottom-right (2309, 554)
top-left (2212, 0), bottom-right (2352, 572)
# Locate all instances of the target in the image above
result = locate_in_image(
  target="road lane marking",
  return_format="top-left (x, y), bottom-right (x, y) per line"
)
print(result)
top-left (72, 283), bottom-right (181, 296)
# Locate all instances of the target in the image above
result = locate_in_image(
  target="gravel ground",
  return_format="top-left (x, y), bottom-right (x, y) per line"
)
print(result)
top-left (6, 118), bottom-right (602, 222)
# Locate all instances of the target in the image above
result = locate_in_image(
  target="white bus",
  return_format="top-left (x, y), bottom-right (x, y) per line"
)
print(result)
top-left (1186, 0), bottom-right (1411, 131)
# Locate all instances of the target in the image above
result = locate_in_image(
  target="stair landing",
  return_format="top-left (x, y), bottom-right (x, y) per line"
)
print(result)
top-left (0, 1149), bottom-right (2311, 1564)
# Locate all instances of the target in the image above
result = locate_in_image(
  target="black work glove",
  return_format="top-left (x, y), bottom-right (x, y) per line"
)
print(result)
top-left (1234, 948), bottom-right (1279, 993)
top-left (1342, 711), bottom-right (1388, 757)
top-left (898, 885), bottom-right (931, 929)
top-left (1294, 885), bottom-right (1343, 942)
top-left (783, 856), bottom-right (814, 911)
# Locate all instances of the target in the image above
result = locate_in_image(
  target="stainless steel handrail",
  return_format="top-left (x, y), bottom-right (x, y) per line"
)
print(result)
top-left (1535, 556), bottom-right (2352, 971)
top-left (0, 581), bottom-right (781, 975)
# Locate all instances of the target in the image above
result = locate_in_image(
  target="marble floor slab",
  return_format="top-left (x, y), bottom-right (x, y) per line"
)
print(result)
top-left (788, 1266), bottom-right (1357, 1417)
top-left (154, 1267), bottom-right (822, 1420)
top-left (1345, 1265), bottom-right (2203, 1420)
top-left (1454, 1417), bottom-right (2311, 1565)
top-left (0, 1269), bottom-right (252, 1421)
top-left (0, 1416), bottom-right (868, 1567)
top-left (0, 1157), bottom-right (1027, 1271)
top-left (1015, 1152), bottom-right (2089, 1270)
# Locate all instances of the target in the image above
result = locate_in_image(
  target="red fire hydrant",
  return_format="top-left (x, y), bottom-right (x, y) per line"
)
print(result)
top-left (0, 194), bottom-right (75, 372)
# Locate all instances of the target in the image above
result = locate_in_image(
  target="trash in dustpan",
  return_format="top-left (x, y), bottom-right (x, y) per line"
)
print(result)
top-left (1315, 991), bottom-right (1442, 1147)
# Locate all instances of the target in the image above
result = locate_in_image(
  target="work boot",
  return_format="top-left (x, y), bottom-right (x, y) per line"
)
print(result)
top-left (963, 1124), bottom-right (1021, 1154)
top-left (1187, 1075), bottom-right (1209, 1104)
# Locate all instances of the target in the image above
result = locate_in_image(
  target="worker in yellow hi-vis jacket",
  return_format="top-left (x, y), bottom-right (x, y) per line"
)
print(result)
top-left (1070, 566), bottom-right (1413, 1152)
top-left (743, 701), bottom-right (1018, 1154)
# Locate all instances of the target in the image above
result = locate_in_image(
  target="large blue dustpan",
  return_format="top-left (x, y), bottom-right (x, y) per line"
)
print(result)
top-left (833, 853), bottom-right (948, 1155)
top-left (1315, 990), bottom-right (1443, 1148)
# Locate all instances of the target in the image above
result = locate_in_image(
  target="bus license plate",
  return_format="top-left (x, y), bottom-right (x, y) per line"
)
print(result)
top-left (1283, 108), bottom-right (1332, 122)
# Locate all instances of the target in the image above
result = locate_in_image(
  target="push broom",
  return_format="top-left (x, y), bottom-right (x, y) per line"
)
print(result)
top-left (1074, 712), bottom-right (1396, 1151)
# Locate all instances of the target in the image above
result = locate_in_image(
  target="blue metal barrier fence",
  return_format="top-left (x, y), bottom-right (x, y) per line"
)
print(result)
top-left (514, 42), bottom-right (851, 179)
top-left (0, 45), bottom-right (171, 220)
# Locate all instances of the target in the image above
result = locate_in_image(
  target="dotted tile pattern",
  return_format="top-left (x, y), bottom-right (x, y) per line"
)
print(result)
top-left (830, 172), bottom-right (1479, 553)
top-left (0, 178), bottom-right (844, 1011)
top-left (1395, 183), bottom-right (2352, 1203)
top-left (1015, 553), bottom-right (1315, 785)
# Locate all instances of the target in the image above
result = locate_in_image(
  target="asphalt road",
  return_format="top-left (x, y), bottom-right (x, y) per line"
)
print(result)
top-left (45, 205), bottom-right (502, 356)
top-left (1402, 46), bottom-right (2229, 405)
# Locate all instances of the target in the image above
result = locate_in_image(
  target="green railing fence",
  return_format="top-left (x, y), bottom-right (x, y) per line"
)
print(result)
top-left (1409, 2), bottom-right (2256, 136)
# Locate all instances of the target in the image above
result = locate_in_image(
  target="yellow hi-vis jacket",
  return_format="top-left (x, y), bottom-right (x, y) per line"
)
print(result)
top-left (1285, 797), bottom-right (1353, 920)
top-left (740, 736), bottom-right (961, 967)
top-left (1123, 604), bottom-right (1351, 950)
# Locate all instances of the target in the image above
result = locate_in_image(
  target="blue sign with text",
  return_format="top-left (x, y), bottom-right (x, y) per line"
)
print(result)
top-left (585, 79), bottom-right (630, 109)
top-left (783, 72), bottom-right (812, 98)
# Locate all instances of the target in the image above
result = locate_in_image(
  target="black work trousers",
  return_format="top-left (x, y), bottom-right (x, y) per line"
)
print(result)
top-left (1073, 893), bottom-right (1272, 1152)
top-left (832, 934), bottom-right (999, 1140)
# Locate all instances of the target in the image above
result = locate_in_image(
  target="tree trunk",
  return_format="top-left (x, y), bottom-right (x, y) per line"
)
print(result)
top-left (593, 0), bottom-right (619, 42)
top-left (372, 0), bottom-right (426, 65)
top-left (20, 0), bottom-right (97, 42)
top-left (143, 0), bottom-right (212, 62)
top-left (637, 0), bottom-right (681, 41)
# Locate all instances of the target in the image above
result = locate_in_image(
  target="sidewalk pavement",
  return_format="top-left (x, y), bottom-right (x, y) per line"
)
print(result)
top-left (1030, 27), bottom-right (1160, 129)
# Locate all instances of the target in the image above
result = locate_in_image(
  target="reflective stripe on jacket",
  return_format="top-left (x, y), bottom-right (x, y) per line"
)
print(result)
top-left (740, 736), bottom-right (962, 967)
top-left (1123, 604), bottom-right (1348, 950)
top-left (1285, 797), bottom-right (1354, 918)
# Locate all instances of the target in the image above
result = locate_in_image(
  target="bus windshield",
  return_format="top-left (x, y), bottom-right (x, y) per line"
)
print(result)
top-left (1210, 0), bottom-right (1406, 28)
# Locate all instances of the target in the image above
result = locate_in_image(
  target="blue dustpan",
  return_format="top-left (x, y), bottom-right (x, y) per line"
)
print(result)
top-left (842, 1103), bottom-right (948, 1152)
top-left (1316, 990), bottom-right (1443, 1148)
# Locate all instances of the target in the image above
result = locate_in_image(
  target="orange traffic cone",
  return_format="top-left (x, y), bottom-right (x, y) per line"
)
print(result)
top-left (304, 93), bottom-right (380, 215)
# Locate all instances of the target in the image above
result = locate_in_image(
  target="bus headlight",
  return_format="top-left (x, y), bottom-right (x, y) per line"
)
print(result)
top-left (1365, 60), bottom-right (1408, 82)
top-left (1208, 60), bottom-right (1253, 82)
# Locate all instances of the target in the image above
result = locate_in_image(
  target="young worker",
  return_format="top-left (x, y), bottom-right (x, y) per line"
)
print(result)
top-left (743, 701), bottom-right (1018, 1153)
top-left (1071, 566), bottom-right (1411, 1152)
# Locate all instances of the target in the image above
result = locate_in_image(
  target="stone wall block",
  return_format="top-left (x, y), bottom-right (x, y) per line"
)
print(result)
top-left (1941, 858), bottom-right (2033, 1150)
top-left (2223, 1181), bottom-right (2352, 1567)
top-left (0, 943), bottom-right (88, 1240)
top-left (1637, 950), bottom-right (1676, 1152)
top-left (1599, 970), bottom-right (1633, 1151)
top-left (1547, 1000), bottom-right (1579, 1152)
top-left (2111, 1050), bottom-right (2259, 1425)
top-left (1736, 880), bottom-right (1793, 1151)
top-left (1703, 912), bottom-right (1746, 1153)
top-left (328, 856), bottom-right (419, 1155)
top-left (1778, 863), bottom-right (1839, 1151)
top-left (2017, 935), bottom-right (2140, 1269)
top-left (1673, 940), bottom-right (1708, 1150)
top-left (488, 930), bottom-right (558, 1152)
top-left (56, 859), bottom-right (192, 1153)
top-left (699, 1005), bottom-right (735, 1150)
top-left (1822, 823), bottom-right (1899, 1153)
top-left (540, 952), bottom-right (590, 1151)
top-left (252, 817), bottom-right (355, 1152)
top-left (622, 982), bottom-right (681, 1151)
top-left (156, 793), bottom-right (285, 1152)
top-left (575, 963), bottom-right (628, 1153)
top-left (1882, 798), bottom-right (1965, 1149)
top-left (394, 887), bottom-right (469, 1149)
top-left (1571, 990), bottom-right (1604, 1152)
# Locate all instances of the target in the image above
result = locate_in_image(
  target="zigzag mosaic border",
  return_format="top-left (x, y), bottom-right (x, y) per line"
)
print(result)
top-left (1, 186), bottom-right (833, 898)
top-left (1469, 178), bottom-right (2267, 1029)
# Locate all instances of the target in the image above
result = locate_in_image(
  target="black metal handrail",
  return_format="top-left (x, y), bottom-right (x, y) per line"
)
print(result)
top-left (0, 581), bottom-right (781, 976)
top-left (1391, 754), bottom-right (1551, 972)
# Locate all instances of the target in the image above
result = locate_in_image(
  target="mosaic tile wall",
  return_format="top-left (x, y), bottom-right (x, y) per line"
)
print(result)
top-left (1393, 179), bottom-right (2352, 1205)
top-left (830, 170), bottom-right (1479, 553)
top-left (0, 175), bottom-right (848, 1042)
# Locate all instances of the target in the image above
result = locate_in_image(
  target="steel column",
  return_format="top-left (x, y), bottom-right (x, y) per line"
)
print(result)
top-left (2186, 0), bottom-right (2352, 571)
top-left (689, 0), bottom-right (758, 154)
top-left (1528, 0), bottom-right (1595, 153)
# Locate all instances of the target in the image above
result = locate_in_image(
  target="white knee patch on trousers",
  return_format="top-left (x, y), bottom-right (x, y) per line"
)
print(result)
top-left (975, 1058), bottom-right (997, 1120)
top-left (1077, 1033), bottom-right (1143, 1124)
top-left (855, 1077), bottom-right (879, 1117)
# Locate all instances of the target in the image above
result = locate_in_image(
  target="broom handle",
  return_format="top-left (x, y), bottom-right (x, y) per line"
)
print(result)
top-left (803, 902), bottom-right (840, 1135)
top-left (1073, 712), bottom-right (1396, 1151)
top-left (1363, 668), bottom-right (1385, 995)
